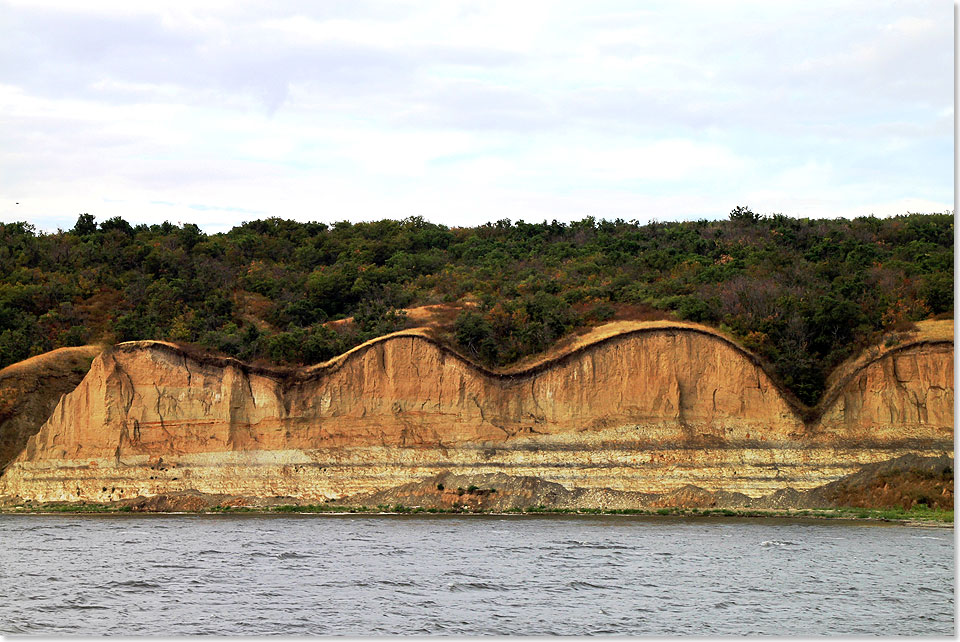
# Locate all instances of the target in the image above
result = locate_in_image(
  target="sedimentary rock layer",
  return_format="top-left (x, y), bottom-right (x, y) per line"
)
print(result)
top-left (0, 321), bottom-right (952, 504)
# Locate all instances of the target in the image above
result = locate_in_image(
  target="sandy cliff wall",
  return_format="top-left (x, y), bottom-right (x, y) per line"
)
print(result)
top-left (0, 346), bottom-right (100, 473)
top-left (0, 322), bottom-right (952, 504)
top-left (816, 341), bottom-right (953, 444)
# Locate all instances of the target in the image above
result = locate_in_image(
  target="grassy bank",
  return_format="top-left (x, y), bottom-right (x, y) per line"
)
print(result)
top-left (2, 502), bottom-right (952, 524)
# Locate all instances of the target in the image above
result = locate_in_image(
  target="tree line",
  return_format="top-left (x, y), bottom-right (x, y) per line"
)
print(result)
top-left (0, 208), bottom-right (951, 405)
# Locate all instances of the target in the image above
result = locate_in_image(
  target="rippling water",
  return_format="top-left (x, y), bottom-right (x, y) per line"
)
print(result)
top-left (0, 514), bottom-right (953, 635)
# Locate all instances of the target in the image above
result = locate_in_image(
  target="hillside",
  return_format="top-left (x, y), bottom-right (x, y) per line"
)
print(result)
top-left (0, 209), bottom-right (952, 405)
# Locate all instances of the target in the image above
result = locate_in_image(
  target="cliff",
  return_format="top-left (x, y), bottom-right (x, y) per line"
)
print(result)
top-left (0, 346), bottom-right (100, 473)
top-left (0, 320), bottom-right (952, 507)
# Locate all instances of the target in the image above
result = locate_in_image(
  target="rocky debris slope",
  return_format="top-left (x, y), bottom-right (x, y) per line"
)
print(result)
top-left (345, 471), bottom-right (755, 512)
top-left (0, 321), bottom-right (952, 506)
top-left (796, 453), bottom-right (953, 510)
top-left (346, 455), bottom-right (953, 512)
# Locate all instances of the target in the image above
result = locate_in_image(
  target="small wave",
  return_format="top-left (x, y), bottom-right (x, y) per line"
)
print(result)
top-left (277, 552), bottom-right (312, 560)
top-left (104, 580), bottom-right (162, 589)
top-left (567, 580), bottom-right (611, 590)
top-left (448, 581), bottom-right (507, 592)
top-left (581, 544), bottom-right (632, 551)
top-left (760, 540), bottom-right (798, 547)
top-left (197, 549), bottom-right (225, 556)
top-left (554, 539), bottom-right (632, 551)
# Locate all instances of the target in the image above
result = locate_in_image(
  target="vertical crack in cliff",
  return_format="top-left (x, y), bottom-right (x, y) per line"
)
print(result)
top-left (280, 380), bottom-right (294, 417)
top-left (115, 420), bottom-right (133, 466)
top-left (101, 355), bottom-right (137, 466)
top-left (529, 378), bottom-right (546, 424)
top-left (152, 383), bottom-right (180, 453)
top-left (889, 356), bottom-right (917, 425)
top-left (377, 343), bottom-right (387, 378)
top-left (154, 384), bottom-right (165, 432)
top-left (435, 356), bottom-right (445, 411)
top-left (408, 337), bottom-right (422, 384)
top-left (614, 352), bottom-right (626, 415)
top-left (245, 370), bottom-right (257, 409)
top-left (226, 367), bottom-right (259, 451)
top-left (105, 354), bottom-right (136, 416)
top-left (675, 377), bottom-right (697, 444)
top-left (469, 394), bottom-right (511, 439)
top-left (457, 374), bottom-right (466, 410)
top-left (470, 394), bottom-right (488, 424)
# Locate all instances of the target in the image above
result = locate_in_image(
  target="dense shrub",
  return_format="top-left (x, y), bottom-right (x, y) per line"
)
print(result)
top-left (0, 209), bottom-right (951, 405)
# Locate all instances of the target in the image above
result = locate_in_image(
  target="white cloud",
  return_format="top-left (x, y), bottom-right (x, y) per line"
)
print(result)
top-left (0, 1), bottom-right (951, 232)
top-left (884, 16), bottom-right (938, 38)
top-left (572, 140), bottom-right (747, 183)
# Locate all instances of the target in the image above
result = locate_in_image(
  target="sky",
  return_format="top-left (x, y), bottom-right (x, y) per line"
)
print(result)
top-left (0, 0), bottom-right (953, 233)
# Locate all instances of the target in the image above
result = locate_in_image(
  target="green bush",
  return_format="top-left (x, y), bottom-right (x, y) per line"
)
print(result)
top-left (0, 211), bottom-right (950, 407)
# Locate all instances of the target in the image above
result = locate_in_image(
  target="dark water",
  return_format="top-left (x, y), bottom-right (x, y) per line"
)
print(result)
top-left (0, 514), bottom-right (953, 636)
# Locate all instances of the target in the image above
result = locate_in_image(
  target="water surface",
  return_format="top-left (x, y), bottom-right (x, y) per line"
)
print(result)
top-left (0, 514), bottom-right (953, 635)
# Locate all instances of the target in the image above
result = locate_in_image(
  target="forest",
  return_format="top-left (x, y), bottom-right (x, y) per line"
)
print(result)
top-left (0, 208), bottom-right (952, 406)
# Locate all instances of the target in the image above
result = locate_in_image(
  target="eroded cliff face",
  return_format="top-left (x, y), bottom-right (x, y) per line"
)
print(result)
top-left (816, 341), bottom-right (954, 443)
top-left (0, 322), bottom-right (952, 505)
top-left (0, 346), bottom-right (100, 473)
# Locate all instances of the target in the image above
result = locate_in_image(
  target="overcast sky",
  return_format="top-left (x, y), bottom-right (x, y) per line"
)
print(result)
top-left (0, 1), bottom-right (953, 233)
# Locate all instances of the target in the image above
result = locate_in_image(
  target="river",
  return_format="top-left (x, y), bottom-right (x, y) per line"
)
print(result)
top-left (0, 514), bottom-right (953, 636)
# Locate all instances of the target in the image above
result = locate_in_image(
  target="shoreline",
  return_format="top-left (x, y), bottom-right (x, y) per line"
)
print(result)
top-left (1, 503), bottom-right (952, 526)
